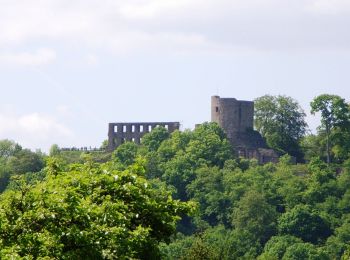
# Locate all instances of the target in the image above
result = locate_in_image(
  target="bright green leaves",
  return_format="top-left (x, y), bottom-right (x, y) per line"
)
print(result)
top-left (0, 139), bottom-right (44, 192)
top-left (0, 159), bottom-right (193, 259)
top-left (254, 95), bottom-right (308, 162)
top-left (142, 126), bottom-right (170, 152)
top-left (311, 94), bottom-right (350, 164)
top-left (113, 141), bottom-right (139, 168)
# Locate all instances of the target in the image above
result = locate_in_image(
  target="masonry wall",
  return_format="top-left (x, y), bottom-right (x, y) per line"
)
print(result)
top-left (211, 96), bottom-right (254, 145)
top-left (108, 122), bottom-right (180, 150)
top-left (211, 95), bottom-right (279, 163)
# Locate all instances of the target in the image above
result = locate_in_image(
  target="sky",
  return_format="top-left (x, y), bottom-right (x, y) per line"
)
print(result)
top-left (0, 0), bottom-right (350, 152)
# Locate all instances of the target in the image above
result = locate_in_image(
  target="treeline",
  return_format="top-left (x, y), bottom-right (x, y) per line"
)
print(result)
top-left (0, 140), bottom-right (44, 192)
top-left (0, 93), bottom-right (349, 259)
top-left (254, 94), bottom-right (350, 163)
top-left (113, 122), bottom-right (350, 259)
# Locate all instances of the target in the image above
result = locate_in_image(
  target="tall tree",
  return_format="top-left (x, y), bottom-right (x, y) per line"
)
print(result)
top-left (254, 95), bottom-right (308, 162)
top-left (310, 94), bottom-right (350, 164)
top-left (0, 139), bottom-right (21, 159)
top-left (0, 140), bottom-right (44, 192)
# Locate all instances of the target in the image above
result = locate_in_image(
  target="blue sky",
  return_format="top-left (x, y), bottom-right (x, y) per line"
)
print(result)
top-left (0, 0), bottom-right (349, 152)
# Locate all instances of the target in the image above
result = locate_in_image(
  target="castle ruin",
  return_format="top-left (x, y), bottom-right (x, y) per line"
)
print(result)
top-left (211, 96), bottom-right (279, 163)
top-left (107, 96), bottom-right (279, 163)
top-left (108, 122), bottom-right (180, 151)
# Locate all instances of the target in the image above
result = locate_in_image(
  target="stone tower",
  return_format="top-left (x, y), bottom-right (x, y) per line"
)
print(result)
top-left (211, 95), bottom-right (279, 163)
top-left (211, 96), bottom-right (254, 146)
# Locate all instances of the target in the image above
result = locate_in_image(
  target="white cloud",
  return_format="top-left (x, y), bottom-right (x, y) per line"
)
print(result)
top-left (0, 0), bottom-right (350, 55)
top-left (0, 112), bottom-right (73, 151)
top-left (17, 113), bottom-right (71, 136)
top-left (0, 48), bottom-right (56, 66)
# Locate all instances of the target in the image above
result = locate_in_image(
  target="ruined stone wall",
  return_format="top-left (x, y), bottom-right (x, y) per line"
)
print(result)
top-left (211, 96), bottom-right (254, 146)
top-left (211, 95), bottom-right (279, 163)
top-left (108, 122), bottom-right (180, 151)
top-left (212, 96), bottom-right (253, 131)
top-left (237, 147), bottom-right (279, 164)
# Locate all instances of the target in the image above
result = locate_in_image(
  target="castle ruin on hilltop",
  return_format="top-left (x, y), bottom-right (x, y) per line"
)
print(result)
top-left (108, 122), bottom-right (180, 151)
top-left (211, 96), bottom-right (279, 163)
top-left (107, 96), bottom-right (279, 163)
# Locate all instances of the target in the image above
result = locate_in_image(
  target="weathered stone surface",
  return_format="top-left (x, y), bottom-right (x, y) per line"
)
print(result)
top-left (211, 96), bottom-right (279, 163)
top-left (211, 96), bottom-right (254, 134)
top-left (107, 122), bottom-right (180, 151)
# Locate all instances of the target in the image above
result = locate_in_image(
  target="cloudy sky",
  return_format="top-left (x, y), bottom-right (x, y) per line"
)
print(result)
top-left (0, 0), bottom-right (349, 152)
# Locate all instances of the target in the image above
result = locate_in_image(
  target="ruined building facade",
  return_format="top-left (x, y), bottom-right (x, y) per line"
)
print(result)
top-left (108, 122), bottom-right (180, 151)
top-left (107, 96), bottom-right (278, 163)
top-left (211, 96), bottom-right (279, 163)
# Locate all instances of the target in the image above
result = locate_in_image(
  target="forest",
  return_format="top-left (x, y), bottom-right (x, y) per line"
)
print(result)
top-left (0, 94), bottom-right (350, 259)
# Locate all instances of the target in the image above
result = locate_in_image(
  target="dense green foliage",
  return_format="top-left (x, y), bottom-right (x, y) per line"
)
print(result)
top-left (0, 140), bottom-right (44, 192)
top-left (310, 94), bottom-right (350, 164)
top-left (158, 150), bottom-right (350, 259)
top-left (90, 119), bottom-right (349, 259)
top-left (254, 95), bottom-right (308, 162)
top-left (0, 157), bottom-right (193, 258)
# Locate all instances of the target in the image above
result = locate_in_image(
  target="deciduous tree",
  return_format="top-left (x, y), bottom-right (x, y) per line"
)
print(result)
top-left (254, 95), bottom-right (308, 162)
top-left (310, 94), bottom-right (350, 164)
